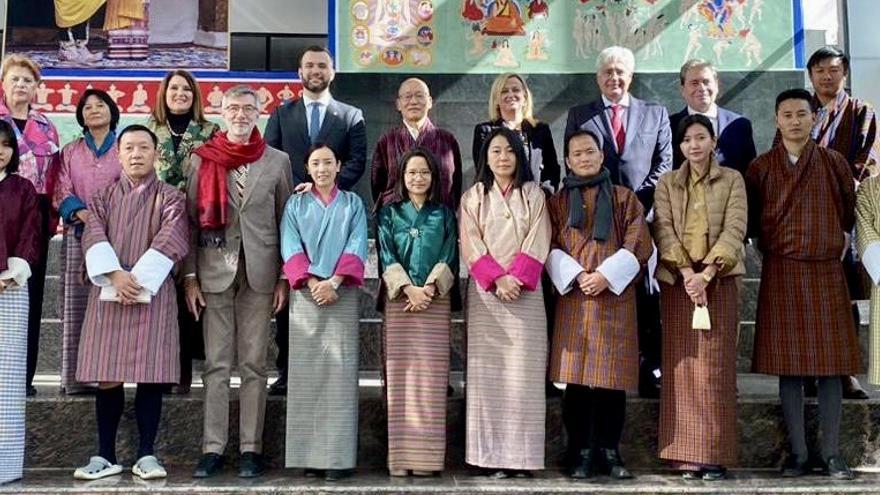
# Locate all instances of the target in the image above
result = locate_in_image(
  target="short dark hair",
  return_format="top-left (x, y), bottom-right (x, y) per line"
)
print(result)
top-left (393, 147), bottom-right (443, 205)
top-left (775, 88), bottom-right (814, 113)
top-left (117, 124), bottom-right (158, 147)
top-left (300, 45), bottom-right (334, 66)
top-left (564, 129), bottom-right (603, 159)
top-left (0, 120), bottom-right (21, 175)
top-left (807, 46), bottom-right (849, 76)
top-left (75, 89), bottom-right (120, 131)
top-left (475, 127), bottom-right (533, 194)
top-left (677, 114), bottom-right (716, 142)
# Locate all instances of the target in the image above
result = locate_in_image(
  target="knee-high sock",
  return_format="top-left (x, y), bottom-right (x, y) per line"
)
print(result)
top-left (135, 384), bottom-right (164, 459)
top-left (96, 385), bottom-right (125, 464)
top-left (817, 376), bottom-right (843, 460)
top-left (592, 388), bottom-right (626, 450)
top-left (779, 376), bottom-right (808, 461)
top-left (562, 384), bottom-right (593, 458)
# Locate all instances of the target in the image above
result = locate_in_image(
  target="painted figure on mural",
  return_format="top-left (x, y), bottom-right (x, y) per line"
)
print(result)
top-left (527, 0), bottom-right (549, 19)
top-left (32, 83), bottom-right (56, 111)
top-left (127, 83), bottom-right (151, 113)
top-left (493, 39), bottom-right (519, 68)
top-left (461, 0), bottom-right (485, 21)
top-left (482, 0), bottom-right (526, 36)
top-left (526, 30), bottom-right (549, 61)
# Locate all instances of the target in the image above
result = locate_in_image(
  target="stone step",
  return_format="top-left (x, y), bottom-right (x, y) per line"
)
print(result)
top-left (6, 469), bottom-right (880, 494)
top-left (19, 373), bottom-right (880, 471)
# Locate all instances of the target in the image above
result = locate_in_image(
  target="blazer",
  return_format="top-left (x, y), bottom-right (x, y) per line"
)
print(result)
top-left (652, 158), bottom-right (747, 285)
top-left (669, 106), bottom-right (757, 176)
top-left (472, 119), bottom-right (561, 192)
top-left (183, 146), bottom-right (294, 294)
top-left (565, 95), bottom-right (673, 212)
top-left (265, 96), bottom-right (366, 190)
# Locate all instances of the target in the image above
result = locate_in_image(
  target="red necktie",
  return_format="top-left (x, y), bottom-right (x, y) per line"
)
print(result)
top-left (611, 104), bottom-right (625, 154)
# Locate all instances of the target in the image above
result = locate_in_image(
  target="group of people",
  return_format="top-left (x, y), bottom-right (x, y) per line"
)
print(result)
top-left (0, 41), bottom-right (877, 485)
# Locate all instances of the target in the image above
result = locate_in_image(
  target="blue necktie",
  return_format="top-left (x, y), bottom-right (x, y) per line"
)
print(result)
top-left (309, 102), bottom-right (321, 144)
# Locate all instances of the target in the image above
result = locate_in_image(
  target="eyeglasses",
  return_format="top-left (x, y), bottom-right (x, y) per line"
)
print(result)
top-left (8, 76), bottom-right (35, 87)
top-left (398, 92), bottom-right (428, 102)
top-left (405, 170), bottom-right (432, 178)
top-left (223, 105), bottom-right (259, 116)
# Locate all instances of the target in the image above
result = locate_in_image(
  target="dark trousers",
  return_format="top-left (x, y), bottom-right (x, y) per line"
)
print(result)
top-left (26, 196), bottom-right (51, 388)
top-left (562, 384), bottom-right (626, 460)
top-left (176, 288), bottom-right (204, 385)
top-left (274, 302), bottom-right (289, 381)
top-left (636, 284), bottom-right (662, 387)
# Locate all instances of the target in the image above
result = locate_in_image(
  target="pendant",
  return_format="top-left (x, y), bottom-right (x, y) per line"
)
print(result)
top-left (409, 227), bottom-right (420, 238)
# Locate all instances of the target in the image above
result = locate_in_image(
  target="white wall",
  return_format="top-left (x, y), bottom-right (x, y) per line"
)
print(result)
top-left (847, 0), bottom-right (880, 110)
top-left (229, 0), bottom-right (327, 34)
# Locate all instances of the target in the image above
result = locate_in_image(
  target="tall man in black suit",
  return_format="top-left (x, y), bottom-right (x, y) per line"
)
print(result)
top-left (565, 46), bottom-right (672, 399)
top-left (264, 45), bottom-right (367, 394)
top-left (669, 59), bottom-right (757, 175)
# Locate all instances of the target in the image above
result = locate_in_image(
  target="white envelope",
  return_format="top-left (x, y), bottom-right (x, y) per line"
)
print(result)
top-left (99, 286), bottom-right (152, 304)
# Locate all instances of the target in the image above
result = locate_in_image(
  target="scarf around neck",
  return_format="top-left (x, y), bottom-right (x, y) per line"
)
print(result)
top-left (194, 128), bottom-right (266, 246)
top-left (562, 168), bottom-right (613, 241)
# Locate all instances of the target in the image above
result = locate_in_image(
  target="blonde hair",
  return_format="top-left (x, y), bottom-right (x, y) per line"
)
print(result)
top-left (151, 69), bottom-right (208, 125)
top-left (1, 54), bottom-right (41, 82)
top-left (487, 73), bottom-right (536, 125)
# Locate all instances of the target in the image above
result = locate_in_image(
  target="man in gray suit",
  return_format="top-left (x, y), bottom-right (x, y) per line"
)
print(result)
top-left (565, 46), bottom-right (672, 402)
top-left (264, 45), bottom-right (367, 395)
top-left (183, 85), bottom-right (293, 479)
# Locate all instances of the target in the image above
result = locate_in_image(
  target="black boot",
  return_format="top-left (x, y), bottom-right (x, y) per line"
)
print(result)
top-left (568, 448), bottom-right (593, 479)
top-left (599, 448), bottom-right (632, 479)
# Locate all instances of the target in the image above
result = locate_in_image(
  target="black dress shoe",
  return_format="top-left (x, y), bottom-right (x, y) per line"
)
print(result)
top-left (825, 456), bottom-right (855, 480)
top-left (268, 379), bottom-right (287, 396)
top-left (568, 449), bottom-right (593, 479)
top-left (599, 448), bottom-right (632, 479)
top-left (487, 469), bottom-right (508, 479)
top-left (781, 456), bottom-right (808, 477)
top-left (193, 453), bottom-right (224, 478)
top-left (26, 386), bottom-right (36, 397)
top-left (843, 376), bottom-right (869, 400)
top-left (324, 469), bottom-right (353, 481)
top-left (238, 451), bottom-right (265, 478)
top-left (304, 468), bottom-right (323, 477)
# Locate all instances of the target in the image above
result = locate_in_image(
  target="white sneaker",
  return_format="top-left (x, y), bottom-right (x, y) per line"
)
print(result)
top-left (73, 456), bottom-right (123, 480)
top-left (132, 455), bottom-right (167, 480)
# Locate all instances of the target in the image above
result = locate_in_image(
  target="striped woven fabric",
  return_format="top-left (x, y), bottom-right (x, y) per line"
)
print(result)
top-left (465, 282), bottom-right (547, 470)
top-left (286, 288), bottom-right (360, 470)
top-left (658, 277), bottom-right (739, 467)
top-left (384, 297), bottom-right (451, 472)
top-left (0, 285), bottom-right (28, 483)
top-left (59, 232), bottom-right (94, 391)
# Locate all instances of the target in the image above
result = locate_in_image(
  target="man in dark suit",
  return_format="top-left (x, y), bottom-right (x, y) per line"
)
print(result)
top-left (565, 46), bottom-right (672, 400)
top-left (669, 59), bottom-right (757, 175)
top-left (264, 45), bottom-right (367, 395)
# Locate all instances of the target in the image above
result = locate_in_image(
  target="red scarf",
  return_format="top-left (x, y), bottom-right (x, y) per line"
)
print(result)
top-left (194, 128), bottom-right (266, 231)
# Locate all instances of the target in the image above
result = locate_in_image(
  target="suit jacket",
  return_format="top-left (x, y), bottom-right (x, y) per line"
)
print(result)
top-left (669, 106), bottom-right (756, 176)
top-left (183, 146), bottom-right (294, 294)
top-left (472, 119), bottom-right (561, 192)
top-left (565, 95), bottom-right (672, 211)
top-left (265, 97), bottom-right (366, 190)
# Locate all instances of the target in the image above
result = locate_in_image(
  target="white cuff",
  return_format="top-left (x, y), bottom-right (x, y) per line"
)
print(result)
top-left (131, 248), bottom-right (174, 295)
top-left (85, 241), bottom-right (122, 287)
top-left (862, 241), bottom-right (880, 285)
top-left (0, 257), bottom-right (31, 286)
top-left (596, 248), bottom-right (640, 295)
top-left (546, 249), bottom-right (584, 295)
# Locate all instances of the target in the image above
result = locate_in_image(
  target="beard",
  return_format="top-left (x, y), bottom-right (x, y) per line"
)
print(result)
top-left (304, 77), bottom-right (330, 93)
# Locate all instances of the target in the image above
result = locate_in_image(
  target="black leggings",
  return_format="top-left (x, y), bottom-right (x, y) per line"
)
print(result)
top-left (95, 384), bottom-right (165, 464)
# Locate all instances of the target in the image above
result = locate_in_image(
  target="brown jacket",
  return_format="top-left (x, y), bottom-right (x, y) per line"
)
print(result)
top-left (652, 158), bottom-right (747, 284)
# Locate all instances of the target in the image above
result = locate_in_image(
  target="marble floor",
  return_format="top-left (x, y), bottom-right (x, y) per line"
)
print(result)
top-left (6, 468), bottom-right (880, 494)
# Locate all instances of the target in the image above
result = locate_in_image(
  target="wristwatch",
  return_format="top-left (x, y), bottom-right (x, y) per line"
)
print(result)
top-left (701, 271), bottom-right (714, 283)
top-left (329, 278), bottom-right (341, 291)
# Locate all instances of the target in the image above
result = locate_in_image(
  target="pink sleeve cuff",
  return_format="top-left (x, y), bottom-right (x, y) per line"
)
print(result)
top-left (283, 253), bottom-right (311, 289)
top-left (470, 254), bottom-right (506, 292)
top-left (334, 253), bottom-right (365, 287)
top-left (508, 252), bottom-right (544, 291)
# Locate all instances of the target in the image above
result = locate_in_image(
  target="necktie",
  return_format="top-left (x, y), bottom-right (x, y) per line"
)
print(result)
top-left (611, 104), bottom-right (625, 154)
top-left (233, 165), bottom-right (248, 200)
top-left (309, 102), bottom-right (321, 144)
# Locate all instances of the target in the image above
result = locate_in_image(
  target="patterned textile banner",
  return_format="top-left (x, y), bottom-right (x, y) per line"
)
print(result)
top-left (37, 72), bottom-right (301, 145)
top-left (333, 0), bottom-right (804, 73)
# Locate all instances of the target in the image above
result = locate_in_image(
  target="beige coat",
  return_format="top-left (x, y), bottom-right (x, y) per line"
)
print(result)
top-left (183, 146), bottom-right (294, 294)
top-left (652, 159), bottom-right (747, 285)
